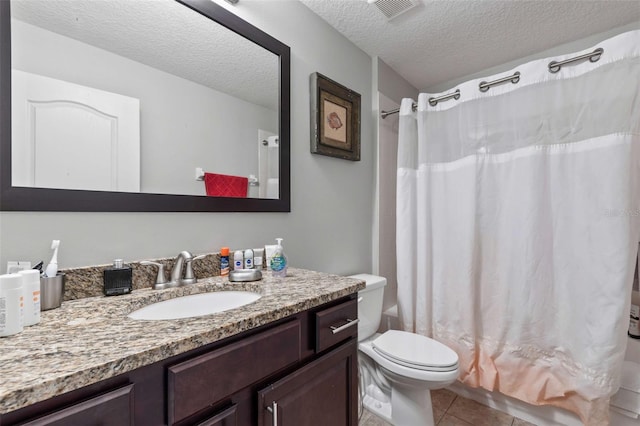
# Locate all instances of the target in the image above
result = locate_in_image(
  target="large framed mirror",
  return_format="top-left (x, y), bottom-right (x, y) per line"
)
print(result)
top-left (0, 0), bottom-right (290, 212)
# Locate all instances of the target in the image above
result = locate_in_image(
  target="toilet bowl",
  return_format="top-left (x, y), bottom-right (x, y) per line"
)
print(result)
top-left (351, 274), bottom-right (459, 426)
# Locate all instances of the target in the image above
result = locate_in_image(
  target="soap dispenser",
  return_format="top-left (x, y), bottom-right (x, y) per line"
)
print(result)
top-left (269, 238), bottom-right (288, 279)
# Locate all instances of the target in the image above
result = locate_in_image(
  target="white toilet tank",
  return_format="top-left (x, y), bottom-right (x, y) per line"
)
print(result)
top-left (349, 274), bottom-right (386, 341)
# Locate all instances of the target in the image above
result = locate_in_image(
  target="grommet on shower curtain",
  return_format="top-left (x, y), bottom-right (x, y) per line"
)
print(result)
top-left (428, 89), bottom-right (461, 106)
top-left (548, 47), bottom-right (604, 73)
top-left (479, 71), bottom-right (521, 92)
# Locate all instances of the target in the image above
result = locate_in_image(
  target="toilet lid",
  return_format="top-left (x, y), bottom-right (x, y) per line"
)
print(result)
top-left (372, 330), bottom-right (458, 372)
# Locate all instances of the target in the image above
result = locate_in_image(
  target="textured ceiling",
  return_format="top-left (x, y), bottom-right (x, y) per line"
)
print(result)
top-left (11, 0), bottom-right (278, 110)
top-left (300, 0), bottom-right (640, 91)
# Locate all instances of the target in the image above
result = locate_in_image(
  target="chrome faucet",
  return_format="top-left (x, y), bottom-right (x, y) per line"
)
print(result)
top-left (170, 251), bottom-right (206, 286)
top-left (141, 251), bottom-right (206, 289)
top-left (170, 251), bottom-right (193, 286)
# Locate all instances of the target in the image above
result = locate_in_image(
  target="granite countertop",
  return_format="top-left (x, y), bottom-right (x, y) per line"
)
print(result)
top-left (0, 268), bottom-right (365, 414)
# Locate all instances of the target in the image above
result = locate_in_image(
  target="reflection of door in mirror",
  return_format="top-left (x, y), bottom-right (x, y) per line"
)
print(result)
top-left (12, 70), bottom-right (140, 192)
top-left (258, 129), bottom-right (279, 199)
top-left (10, 0), bottom-right (279, 199)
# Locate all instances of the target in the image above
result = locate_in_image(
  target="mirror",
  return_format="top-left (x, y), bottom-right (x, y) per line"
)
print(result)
top-left (0, 0), bottom-right (291, 212)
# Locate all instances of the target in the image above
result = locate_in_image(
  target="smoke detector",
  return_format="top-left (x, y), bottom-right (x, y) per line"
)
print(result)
top-left (367, 0), bottom-right (420, 20)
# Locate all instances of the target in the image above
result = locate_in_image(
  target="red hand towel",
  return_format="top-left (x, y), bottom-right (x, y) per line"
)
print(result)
top-left (203, 173), bottom-right (248, 198)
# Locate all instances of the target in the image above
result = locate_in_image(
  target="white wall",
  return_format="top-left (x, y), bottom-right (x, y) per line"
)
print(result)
top-left (0, 0), bottom-right (374, 275)
top-left (377, 58), bottom-right (418, 105)
top-left (12, 19), bottom-right (277, 196)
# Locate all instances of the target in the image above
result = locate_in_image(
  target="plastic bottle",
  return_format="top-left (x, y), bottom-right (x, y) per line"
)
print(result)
top-left (244, 249), bottom-right (254, 269)
top-left (253, 248), bottom-right (264, 270)
top-left (220, 247), bottom-right (230, 276)
top-left (0, 274), bottom-right (24, 337)
top-left (233, 250), bottom-right (243, 270)
top-left (18, 269), bottom-right (41, 326)
top-left (269, 238), bottom-right (288, 279)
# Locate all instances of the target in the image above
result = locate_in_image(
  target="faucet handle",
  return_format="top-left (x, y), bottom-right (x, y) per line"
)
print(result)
top-left (182, 254), bottom-right (207, 285)
top-left (140, 261), bottom-right (169, 289)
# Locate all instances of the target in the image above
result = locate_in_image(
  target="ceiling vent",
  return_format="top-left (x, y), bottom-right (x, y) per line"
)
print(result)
top-left (368, 0), bottom-right (420, 20)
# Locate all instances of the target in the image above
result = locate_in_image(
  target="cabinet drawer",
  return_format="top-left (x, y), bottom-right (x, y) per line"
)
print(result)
top-left (195, 404), bottom-right (237, 426)
top-left (168, 320), bottom-right (301, 424)
top-left (20, 384), bottom-right (134, 426)
top-left (315, 298), bottom-right (358, 353)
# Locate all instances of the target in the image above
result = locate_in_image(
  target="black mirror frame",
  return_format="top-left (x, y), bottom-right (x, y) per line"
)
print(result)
top-left (0, 0), bottom-right (290, 212)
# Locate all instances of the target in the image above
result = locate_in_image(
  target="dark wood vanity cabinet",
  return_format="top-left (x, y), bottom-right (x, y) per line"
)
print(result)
top-left (0, 295), bottom-right (359, 426)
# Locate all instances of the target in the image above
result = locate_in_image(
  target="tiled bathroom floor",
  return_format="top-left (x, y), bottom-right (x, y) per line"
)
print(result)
top-left (359, 388), bottom-right (537, 426)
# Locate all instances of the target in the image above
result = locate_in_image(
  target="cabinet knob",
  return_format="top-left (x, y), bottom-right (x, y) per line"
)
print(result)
top-left (266, 401), bottom-right (278, 425)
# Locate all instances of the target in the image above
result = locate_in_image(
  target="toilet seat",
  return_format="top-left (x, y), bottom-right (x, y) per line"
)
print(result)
top-left (372, 330), bottom-right (458, 372)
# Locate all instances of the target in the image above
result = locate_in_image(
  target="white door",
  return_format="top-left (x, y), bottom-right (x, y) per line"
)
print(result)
top-left (11, 70), bottom-right (140, 192)
top-left (257, 129), bottom-right (278, 199)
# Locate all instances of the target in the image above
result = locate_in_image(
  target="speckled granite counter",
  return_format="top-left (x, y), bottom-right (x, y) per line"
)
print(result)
top-left (0, 268), bottom-right (365, 414)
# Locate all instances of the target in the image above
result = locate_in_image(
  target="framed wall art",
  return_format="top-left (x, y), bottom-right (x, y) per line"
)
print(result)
top-left (310, 72), bottom-right (361, 161)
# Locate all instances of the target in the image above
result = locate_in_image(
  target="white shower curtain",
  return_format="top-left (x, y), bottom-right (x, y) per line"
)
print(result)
top-left (396, 30), bottom-right (640, 424)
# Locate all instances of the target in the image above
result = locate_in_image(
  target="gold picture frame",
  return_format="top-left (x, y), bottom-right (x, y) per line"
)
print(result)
top-left (310, 73), bottom-right (361, 161)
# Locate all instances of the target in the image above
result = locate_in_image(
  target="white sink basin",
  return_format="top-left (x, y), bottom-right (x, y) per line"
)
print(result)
top-left (128, 291), bottom-right (261, 320)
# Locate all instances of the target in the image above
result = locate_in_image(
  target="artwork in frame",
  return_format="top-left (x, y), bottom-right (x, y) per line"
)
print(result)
top-left (310, 72), bottom-right (361, 161)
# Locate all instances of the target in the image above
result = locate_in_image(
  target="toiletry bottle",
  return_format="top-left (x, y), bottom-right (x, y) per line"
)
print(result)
top-left (244, 249), bottom-right (254, 269)
top-left (103, 259), bottom-right (133, 296)
top-left (0, 274), bottom-right (24, 337)
top-left (253, 248), bottom-right (264, 270)
top-left (265, 244), bottom-right (277, 271)
top-left (18, 269), bottom-right (41, 326)
top-left (220, 247), bottom-right (230, 277)
top-left (233, 250), bottom-right (243, 270)
top-left (269, 238), bottom-right (288, 279)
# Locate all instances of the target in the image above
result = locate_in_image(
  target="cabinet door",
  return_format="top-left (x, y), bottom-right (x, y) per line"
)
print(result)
top-left (257, 340), bottom-right (357, 426)
top-left (19, 384), bottom-right (134, 426)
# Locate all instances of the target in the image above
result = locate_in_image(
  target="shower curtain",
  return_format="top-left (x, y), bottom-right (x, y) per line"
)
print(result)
top-left (396, 30), bottom-right (640, 424)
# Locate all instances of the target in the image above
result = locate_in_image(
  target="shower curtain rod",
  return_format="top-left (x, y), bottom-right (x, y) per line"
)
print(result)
top-left (380, 47), bottom-right (604, 119)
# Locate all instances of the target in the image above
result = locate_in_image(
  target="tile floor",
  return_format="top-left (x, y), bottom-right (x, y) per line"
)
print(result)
top-left (359, 388), bottom-right (537, 426)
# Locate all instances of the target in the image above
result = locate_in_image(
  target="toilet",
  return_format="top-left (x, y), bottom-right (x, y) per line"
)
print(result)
top-left (351, 274), bottom-right (459, 426)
